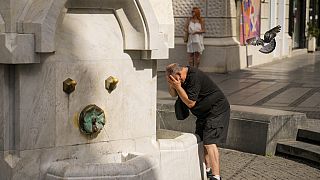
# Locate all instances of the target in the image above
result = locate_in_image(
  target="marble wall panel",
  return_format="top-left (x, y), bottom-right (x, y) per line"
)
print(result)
top-left (67, 0), bottom-right (101, 8)
top-left (205, 18), bottom-right (237, 37)
top-left (207, 0), bottom-right (236, 18)
top-left (261, 2), bottom-right (270, 19)
top-left (285, 4), bottom-right (289, 19)
top-left (122, 60), bottom-right (156, 138)
top-left (11, 150), bottom-right (41, 180)
top-left (17, 60), bottom-right (56, 150)
top-left (175, 17), bottom-right (236, 37)
top-left (0, 65), bottom-right (10, 152)
top-left (54, 13), bottom-right (126, 61)
top-left (149, 0), bottom-right (175, 48)
top-left (51, 10), bottom-right (157, 146)
top-left (174, 18), bottom-right (187, 37)
top-left (285, 18), bottom-right (289, 33)
top-left (261, 18), bottom-right (270, 36)
top-left (134, 136), bottom-right (159, 157)
top-left (0, 9), bottom-right (11, 32)
top-left (0, 0), bottom-right (29, 32)
top-left (164, 42), bottom-right (244, 73)
top-left (0, 0), bottom-right (10, 10)
top-left (0, 14), bottom-right (4, 32)
top-left (0, 34), bottom-right (39, 64)
top-left (172, 0), bottom-right (206, 17)
top-left (54, 59), bottom-right (156, 146)
top-left (18, 0), bottom-right (67, 52)
top-left (0, 66), bottom-right (4, 151)
top-left (54, 61), bottom-right (125, 145)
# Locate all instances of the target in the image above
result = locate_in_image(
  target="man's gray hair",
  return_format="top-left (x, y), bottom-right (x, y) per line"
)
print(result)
top-left (166, 63), bottom-right (183, 76)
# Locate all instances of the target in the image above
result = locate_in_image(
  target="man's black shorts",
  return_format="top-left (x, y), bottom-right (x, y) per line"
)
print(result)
top-left (195, 109), bottom-right (230, 145)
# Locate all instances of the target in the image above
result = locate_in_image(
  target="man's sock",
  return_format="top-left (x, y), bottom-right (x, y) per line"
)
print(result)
top-left (206, 167), bottom-right (213, 178)
top-left (213, 175), bottom-right (221, 180)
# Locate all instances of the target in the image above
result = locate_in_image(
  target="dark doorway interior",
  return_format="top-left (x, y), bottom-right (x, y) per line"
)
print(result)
top-left (309, 0), bottom-right (320, 46)
top-left (289, 0), bottom-right (306, 49)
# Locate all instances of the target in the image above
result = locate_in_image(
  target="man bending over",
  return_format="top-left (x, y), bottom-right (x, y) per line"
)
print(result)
top-left (166, 63), bottom-right (230, 180)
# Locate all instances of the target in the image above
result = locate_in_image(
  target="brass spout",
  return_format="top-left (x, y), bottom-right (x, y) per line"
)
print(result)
top-left (63, 78), bottom-right (77, 94)
top-left (105, 76), bottom-right (119, 93)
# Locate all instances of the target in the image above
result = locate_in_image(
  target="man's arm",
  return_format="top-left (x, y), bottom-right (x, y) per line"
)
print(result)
top-left (184, 17), bottom-right (190, 32)
top-left (193, 19), bottom-right (206, 35)
top-left (175, 86), bottom-right (196, 109)
top-left (168, 84), bottom-right (178, 97)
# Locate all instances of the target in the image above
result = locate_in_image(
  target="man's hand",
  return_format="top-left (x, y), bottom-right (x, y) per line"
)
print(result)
top-left (167, 75), bottom-right (181, 89)
top-left (166, 75), bottom-right (178, 97)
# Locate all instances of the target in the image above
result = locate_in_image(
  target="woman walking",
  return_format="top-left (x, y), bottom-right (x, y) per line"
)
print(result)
top-left (184, 7), bottom-right (205, 68)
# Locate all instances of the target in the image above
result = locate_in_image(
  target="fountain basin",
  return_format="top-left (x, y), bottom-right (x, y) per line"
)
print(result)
top-left (157, 129), bottom-right (204, 180)
top-left (46, 153), bottom-right (160, 180)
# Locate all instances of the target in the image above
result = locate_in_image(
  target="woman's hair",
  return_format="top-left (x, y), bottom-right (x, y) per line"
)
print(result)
top-left (166, 63), bottom-right (183, 76)
top-left (192, 7), bottom-right (203, 23)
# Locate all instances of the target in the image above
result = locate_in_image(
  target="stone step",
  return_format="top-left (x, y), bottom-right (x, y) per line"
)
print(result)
top-left (299, 119), bottom-right (320, 132)
top-left (297, 129), bottom-right (320, 145)
top-left (276, 141), bottom-right (320, 163)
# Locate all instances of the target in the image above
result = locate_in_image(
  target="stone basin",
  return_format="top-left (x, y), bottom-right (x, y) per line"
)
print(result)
top-left (45, 153), bottom-right (160, 180)
top-left (156, 129), bottom-right (205, 180)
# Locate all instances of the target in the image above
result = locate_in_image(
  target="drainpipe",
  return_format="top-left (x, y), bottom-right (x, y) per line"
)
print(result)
top-left (240, 0), bottom-right (249, 67)
top-left (278, 0), bottom-right (286, 57)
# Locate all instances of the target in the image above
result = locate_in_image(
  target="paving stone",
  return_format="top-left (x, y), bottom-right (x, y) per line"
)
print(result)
top-left (264, 88), bottom-right (311, 106)
top-left (298, 92), bottom-right (320, 107)
top-left (220, 148), bottom-right (320, 180)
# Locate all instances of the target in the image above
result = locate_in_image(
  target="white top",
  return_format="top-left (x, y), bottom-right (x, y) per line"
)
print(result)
top-left (187, 21), bottom-right (204, 54)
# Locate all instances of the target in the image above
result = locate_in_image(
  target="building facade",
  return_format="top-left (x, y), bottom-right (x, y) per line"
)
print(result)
top-left (158, 0), bottom-right (312, 73)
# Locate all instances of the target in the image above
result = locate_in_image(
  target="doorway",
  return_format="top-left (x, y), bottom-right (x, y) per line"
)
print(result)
top-left (289, 0), bottom-right (306, 49)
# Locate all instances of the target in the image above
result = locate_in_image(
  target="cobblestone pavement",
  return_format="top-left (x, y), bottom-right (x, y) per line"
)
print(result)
top-left (220, 148), bottom-right (320, 180)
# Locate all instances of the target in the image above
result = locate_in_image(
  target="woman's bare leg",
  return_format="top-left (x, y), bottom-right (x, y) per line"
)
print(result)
top-left (189, 53), bottom-right (195, 67)
top-left (195, 52), bottom-right (201, 68)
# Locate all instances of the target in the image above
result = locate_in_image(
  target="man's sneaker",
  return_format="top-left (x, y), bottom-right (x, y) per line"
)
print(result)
top-left (209, 176), bottom-right (222, 180)
top-left (206, 169), bottom-right (213, 178)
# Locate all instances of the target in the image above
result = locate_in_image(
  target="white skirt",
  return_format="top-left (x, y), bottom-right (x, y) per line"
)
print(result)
top-left (187, 34), bottom-right (204, 54)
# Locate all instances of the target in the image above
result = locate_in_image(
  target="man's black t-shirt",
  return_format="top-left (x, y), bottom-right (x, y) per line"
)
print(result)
top-left (182, 66), bottom-right (230, 119)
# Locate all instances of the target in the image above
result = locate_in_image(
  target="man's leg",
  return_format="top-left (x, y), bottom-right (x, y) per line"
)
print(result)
top-left (204, 147), bottom-right (214, 179)
top-left (204, 147), bottom-right (211, 168)
top-left (204, 144), bottom-right (220, 177)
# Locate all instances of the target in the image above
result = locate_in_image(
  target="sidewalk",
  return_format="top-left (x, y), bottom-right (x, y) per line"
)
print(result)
top-left (220, 148), bottom-right (320, 179)
top-left (157, 52), bottom-right (320, 179)
top-left (158, 52), bottom-right (320, 119)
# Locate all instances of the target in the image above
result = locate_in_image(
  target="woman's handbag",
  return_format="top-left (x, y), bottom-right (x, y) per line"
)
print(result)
top-left (183, 31), bottom-right (189, 43)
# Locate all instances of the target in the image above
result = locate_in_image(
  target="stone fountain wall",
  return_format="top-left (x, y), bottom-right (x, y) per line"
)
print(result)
top-left (0, 1), bottom-right (196, 179)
